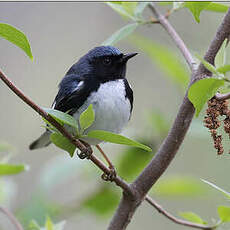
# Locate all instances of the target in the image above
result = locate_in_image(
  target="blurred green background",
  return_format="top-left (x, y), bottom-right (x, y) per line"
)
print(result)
top-left (1, 2), bottom-right (230, 230)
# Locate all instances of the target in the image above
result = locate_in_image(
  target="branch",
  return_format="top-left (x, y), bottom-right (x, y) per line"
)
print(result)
top-left (0, 69), bottom-right (134, 197)
top-left (0, 206), bottom-right (24, 230)
top-left (108, 5), bottom-right (230, 230)
top-left (215, 92), bottom-right (230, 101)
top-left (149, 3), bottom-right (196, 71)
top-left (145, 196), bottom-right (215, 230)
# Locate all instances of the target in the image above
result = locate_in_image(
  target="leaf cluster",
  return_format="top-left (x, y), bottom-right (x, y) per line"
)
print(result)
top-left (44, 104), bottom-right (151, 157)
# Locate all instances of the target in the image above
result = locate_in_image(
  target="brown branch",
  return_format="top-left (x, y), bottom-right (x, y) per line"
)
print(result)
top-left (215, 92), bottom-right (230, 100)
top-left (108, 5), bottom-right (230, 230)
top-left (150, 9), bottom-right (171, 24)
top-left (0, 69), bottom-right (134, 197)
top-left (145, 196), bottom-right (215, 230)
top-left (149, 3), bottom-right (196, 71)
top-left (0, 206), bottom-right (24, 230)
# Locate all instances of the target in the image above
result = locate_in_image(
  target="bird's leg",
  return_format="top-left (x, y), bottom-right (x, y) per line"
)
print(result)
top-left (77, 140), bottom-right (93, 159)
top-left (96, 144), bottom-right (116, 181)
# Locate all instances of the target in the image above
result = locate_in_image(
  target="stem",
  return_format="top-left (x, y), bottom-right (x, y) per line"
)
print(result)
top-left (145, 196), bottom-right (215, 230)
top-left (0, 206), bottom-right (24, 230)
top-left (215, 92), bottom-right (230, 100)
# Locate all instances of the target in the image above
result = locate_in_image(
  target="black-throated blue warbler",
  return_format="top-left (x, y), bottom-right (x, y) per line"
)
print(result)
top-left (29, 46), bottom-right (137, 159)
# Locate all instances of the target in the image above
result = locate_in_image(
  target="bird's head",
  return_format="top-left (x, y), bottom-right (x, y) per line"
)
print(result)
top-left (73, 46), bottom-right (137, 82)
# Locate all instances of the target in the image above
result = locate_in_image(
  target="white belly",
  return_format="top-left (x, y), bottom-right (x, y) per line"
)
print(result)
top-left (73, 79), bottom-right (132, 145)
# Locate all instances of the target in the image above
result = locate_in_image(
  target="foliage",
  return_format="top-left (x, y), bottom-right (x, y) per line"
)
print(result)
top-left (0, 23), bottom-right (33, 60)
top-left (102, 2), bottom-right (149, 46)
top-left (45, 104), bottom-right (152, 156)
top-left (188, 41), bottom-right (230, 117)
top-left (79, 104), bottom-right (95, 133)
top-left (87, 130), bottom-right (152, 152)
top-left (184, 2), bottom-right (211, 23)
top-left (0, 163), bottom-right (28, 175)
top-left (179, 212), bottom-right (207, 225)
top-left (28, 217), bottom-right (66, 230)
top-left (102, 23), bottom-right (138, 46)
top-left (188, 78), bottom-right (225, 117)
top-left (50, 133), bottom-right (76, 157)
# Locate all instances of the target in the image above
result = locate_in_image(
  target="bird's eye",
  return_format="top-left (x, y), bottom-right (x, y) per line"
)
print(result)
top-left (103, 57), bottom-right (112, 66)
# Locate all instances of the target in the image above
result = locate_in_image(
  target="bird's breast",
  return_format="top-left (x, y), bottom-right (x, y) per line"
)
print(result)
top-left (72, 79), bottom-right (132, 143)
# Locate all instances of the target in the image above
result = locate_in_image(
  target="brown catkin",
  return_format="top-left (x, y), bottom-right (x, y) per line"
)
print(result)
top-left (204, 98), bottom-right (224, 155)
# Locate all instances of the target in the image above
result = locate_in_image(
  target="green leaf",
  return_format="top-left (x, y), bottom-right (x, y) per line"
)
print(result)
top-left (45, 217), bottom-right (53, 230)
top-left (87, 130), bottom-right (152, 152)
top-left (184, 2), bottom-right (211, 23)
top-left (118, 145), bottom-right (153, 181)
top-left (218, 206), bottom-right (230, 222)
top-left (0, 163), bottom-right (28, 176)
top-left (79, 104), bottom-right (95, 132)
top-left (106, 2), bottom-right (135, 20)
top-left (28, 216), bottom-right (65, 230)
top-left (82, 186), bottom-right (120, 216)
top-left (202, 179), bottom-right (230, 199)
top-left (188, 78), bottom-right (225, 117)
top-left (173, 2), bottom-right (185, 11)
top-left (159, 2), bottom-right (172, 6)
top-left (205, 3), bottom-right (229, 13)
top-left (217, 65), bottom-right (230, 74)
top-left (44, 108), bottom-right (78, 130)
top-left (50, 133), bottom-right (76, 157)
top-left (215, 39), bottom-right (227, 68)
top-left (122, 2), bottom-right (137, 17)
top-left (130, 35), bottom-right (189, 90)
top-left (28, 220), bottom-right (41, 230)
top-left (152, 175), bottom-right (207, 197)
top-left (179, 212), bottom-right (207, 224)
top-left (42, 118), bottom-right (59, 133)
top-left (17, 195), bottom-right (61, 227)
top-left (102, 23), bottom-right (138, 46)
top-left (0, 23), bottom-right (33, 60)
top-left (196, 54), bottom-right (218, 74)
top-left (134, 2), bottom-right (149, 18)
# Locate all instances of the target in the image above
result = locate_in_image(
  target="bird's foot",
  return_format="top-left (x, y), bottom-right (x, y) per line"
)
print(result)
top-left (101, 166), bottom-right (117, 182)
top-left (77, 146), bottom-right (93, 159)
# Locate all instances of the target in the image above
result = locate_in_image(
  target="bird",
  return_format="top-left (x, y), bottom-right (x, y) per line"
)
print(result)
top-left (29, 46), bottom-right (137, 164)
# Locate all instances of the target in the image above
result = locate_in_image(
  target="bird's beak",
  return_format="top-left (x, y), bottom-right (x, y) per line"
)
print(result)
top-left (122, 52), bottom-right (138, 62)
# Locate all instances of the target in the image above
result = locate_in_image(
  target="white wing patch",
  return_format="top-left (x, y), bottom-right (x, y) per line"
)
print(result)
top-left (76, 81), bottom-right (84, 90)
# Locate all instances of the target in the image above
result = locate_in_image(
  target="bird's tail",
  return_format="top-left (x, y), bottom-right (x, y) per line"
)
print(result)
top-left (29, 131), bottom-right (51, 150)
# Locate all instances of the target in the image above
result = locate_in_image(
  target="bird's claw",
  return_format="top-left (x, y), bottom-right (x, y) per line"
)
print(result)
top-left (77, 147), bottom-right (92, 159)
top-left (101, 166), bottom-right (117, 182)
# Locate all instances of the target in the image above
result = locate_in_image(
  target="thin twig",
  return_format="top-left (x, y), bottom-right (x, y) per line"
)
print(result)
top-left (96, 144), bottom-right (114, 170)
top-left (145, 196), bottom-right (215, 230)
top-left (215, 92), bottom-right (230, 101)
top-left (150, 9), bottom-right (171, 23)
top-left (0, 69), bottom-right (134, 197)
top-left (149, 3), bottom-right (196, 71)
top-left (0, 206), bottom-right (24, 230)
